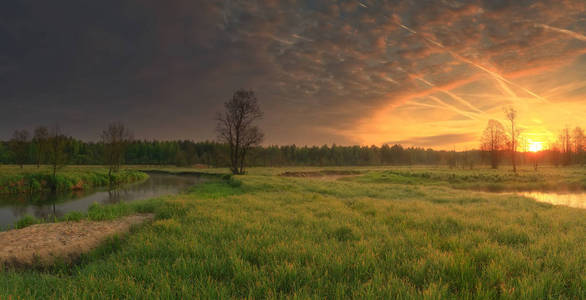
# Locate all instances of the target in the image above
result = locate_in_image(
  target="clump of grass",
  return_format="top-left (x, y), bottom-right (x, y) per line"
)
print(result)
top-left (331, 226), bottom-right (358, 242)
top-left (227, 177), bottom-right (242, 188)
top-left (152, 219), bottom-right (182, 234)
top-left (61, 211), bottom-right (85, 222)
top-left (155, 200), bottom-right (189, 219)
top-left (15, 215), bottom-right (40, 229)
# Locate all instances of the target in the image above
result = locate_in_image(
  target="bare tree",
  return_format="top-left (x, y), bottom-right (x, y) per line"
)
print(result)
top-left (504, 107), bottom-right (519, 173)
top-left (216, 89), bottom-right (264, 175)
top-left (481, 119), bottom-right (508, 169)
top-left (47, 124), bottom-right (68, 188)
top-left (100, 122), bottom-right (133, 184)
top-left (559, 126), bottom-right (572, 165)
top-left (519, 135), bottom-right (528, 166)
top-left (10, 129), bottom-right (30, 169)
top-left (33, 126), bottom-right (49, 168)
top-left (572, 126), bottom-right (584, 164)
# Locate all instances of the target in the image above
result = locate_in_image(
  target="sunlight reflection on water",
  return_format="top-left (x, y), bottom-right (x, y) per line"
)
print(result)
top-left (520, 192), bottom-right (586, 209)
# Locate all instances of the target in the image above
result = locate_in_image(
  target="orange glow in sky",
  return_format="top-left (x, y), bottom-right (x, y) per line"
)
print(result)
top-left (528, 141), bottom-right (544, 152)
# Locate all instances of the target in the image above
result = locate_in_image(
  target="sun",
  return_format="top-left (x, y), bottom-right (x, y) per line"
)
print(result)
top-left (528, 141), bottom-right (543, 152)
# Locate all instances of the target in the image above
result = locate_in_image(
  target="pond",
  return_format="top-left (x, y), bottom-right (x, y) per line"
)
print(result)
top-left (0, 173), bottom-right (203, 229)
top-left (519, 191), bottom-right (586, 209)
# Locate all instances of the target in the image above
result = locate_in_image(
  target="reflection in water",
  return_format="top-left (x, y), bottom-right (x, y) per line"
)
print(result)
top-left (520, 192), bottom-right (586, 209)
top-left (0, 173), bottom-right (202, 229)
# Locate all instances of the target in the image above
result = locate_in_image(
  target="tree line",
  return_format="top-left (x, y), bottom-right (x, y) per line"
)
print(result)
top-left (1, 91), bottom-right (584, 175)
top-left (1, 136), bottom-right (584, 169)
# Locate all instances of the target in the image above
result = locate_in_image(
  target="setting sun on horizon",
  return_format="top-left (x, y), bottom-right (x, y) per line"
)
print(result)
top-left (0, 1), bottom-right (584, 299)
top-left (528, 140), bottom-right (544, 152)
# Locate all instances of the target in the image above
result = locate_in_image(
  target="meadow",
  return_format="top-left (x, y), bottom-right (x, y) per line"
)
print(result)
top-left (0, 166), bottom-right (584, 299)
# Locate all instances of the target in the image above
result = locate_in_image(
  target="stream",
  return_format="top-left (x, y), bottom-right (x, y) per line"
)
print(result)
top-left (0, 173), bottom-right (203, 229)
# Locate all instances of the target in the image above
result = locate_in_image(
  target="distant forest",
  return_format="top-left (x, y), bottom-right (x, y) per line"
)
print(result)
top-left (0, 138), bottom-right (583, 168)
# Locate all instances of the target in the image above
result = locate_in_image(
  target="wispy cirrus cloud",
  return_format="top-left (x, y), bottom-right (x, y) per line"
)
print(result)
top-left (0, 0), bottom-right (583, 148)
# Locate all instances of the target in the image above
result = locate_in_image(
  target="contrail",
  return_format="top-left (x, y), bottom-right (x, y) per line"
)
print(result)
top-left (399, 24), bottom-right (417, 34)
top-left (535, 24), bottom-right (586, 42)
top-left (428, 96), bottom-right (482, 120)
top-left (443, 90), bottom-right (485, 114)
top-left (407, 100), bottom-right (480, 121)
top-left (384, 76), bottom-right (398, 85)
top-left (394, 20), bottom-right (550, 104)
top-left (407, 101), bottom-right (446, 110)
top-left (493, 76), bottom-right (518, 101)
top-left (223, 0), bottom-right (231, 26)
top-left (269, 35), bottom-right (294, 45)
top-left (291, 34), bottom-right (314, 42)
top-left (415, 77), bottom-right (485, 115)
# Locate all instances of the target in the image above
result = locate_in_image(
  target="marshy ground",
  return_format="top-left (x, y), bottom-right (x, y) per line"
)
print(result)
top-left (0, 165), bottom-right (584, 298)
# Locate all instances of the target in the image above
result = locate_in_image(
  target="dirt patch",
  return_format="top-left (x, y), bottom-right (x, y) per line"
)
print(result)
top-left (280, 170), bottom-right (361, 179)
top-left (0, 214), bottom-right (154, 267)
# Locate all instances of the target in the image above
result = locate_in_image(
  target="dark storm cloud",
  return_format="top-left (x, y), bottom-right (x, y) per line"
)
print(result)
top-left (0, 0), bottom-right (584, 145)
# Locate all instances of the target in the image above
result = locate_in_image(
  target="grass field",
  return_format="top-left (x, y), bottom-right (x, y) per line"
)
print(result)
top-left (0, 165), bottom-right (148, 194)
top-left (0, 166), bottom-right (585, 298)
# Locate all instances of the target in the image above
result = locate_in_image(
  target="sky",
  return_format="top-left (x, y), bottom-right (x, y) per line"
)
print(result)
top-left (0, 0), bottom-right (584, 149)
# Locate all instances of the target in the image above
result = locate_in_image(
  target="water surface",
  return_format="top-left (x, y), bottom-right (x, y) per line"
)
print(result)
top-left (0, 173), bottom-right (202, 229)
top-left (519, 191), bottom-right (586, 209)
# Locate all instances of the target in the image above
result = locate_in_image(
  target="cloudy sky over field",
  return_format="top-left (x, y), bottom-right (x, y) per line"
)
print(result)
top-left (1, 0), bottom-right (585, 148)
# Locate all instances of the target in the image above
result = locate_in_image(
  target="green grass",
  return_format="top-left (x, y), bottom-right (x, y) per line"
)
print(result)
top-left (353, 166), bottom-right (586, 192)
top-left (0, 166), bottom-right (585, 299)
top-left (0, 165), bottom-right (148, 194)
top-left (7, 198), bottom-right (165, 231)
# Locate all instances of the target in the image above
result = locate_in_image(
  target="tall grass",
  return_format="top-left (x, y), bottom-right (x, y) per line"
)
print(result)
top-left (0, 166), bottom-right (584, 298)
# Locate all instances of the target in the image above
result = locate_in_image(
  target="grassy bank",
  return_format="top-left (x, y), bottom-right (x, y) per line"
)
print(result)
top-left (0, 166), bottom-right (148, 194)
top-left (11, 197), bottom-right (164, 230)
top-left (1, 166), bottom-right (584, 298)
top-left (354, 166), bottom-right (586, 192)
top-left (137, 165), bottom-right (586, 192)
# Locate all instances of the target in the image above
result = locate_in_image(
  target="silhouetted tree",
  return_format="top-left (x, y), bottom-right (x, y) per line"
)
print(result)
top-left (481, 120), bottom-right (508, 169)
top-left (572, 126), bottom-right (584, 164)
top-left (47, 124), bottom-right (67, 188)
top-left (504, 107), bottom-right (519, 173)
top-left (32, 126), bottom-right (49, 168)
top-left (559, 126), bottom-right (572, 165)
top-left (101, 122), bottom-right (133, 184)
top-left (10, 129), bottom-right (30, 168)
top-left (217, 89), bottom-right (264, 174)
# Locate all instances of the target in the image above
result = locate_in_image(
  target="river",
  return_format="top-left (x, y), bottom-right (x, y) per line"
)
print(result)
top-left (0, 173), bottom-right (203, 229)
